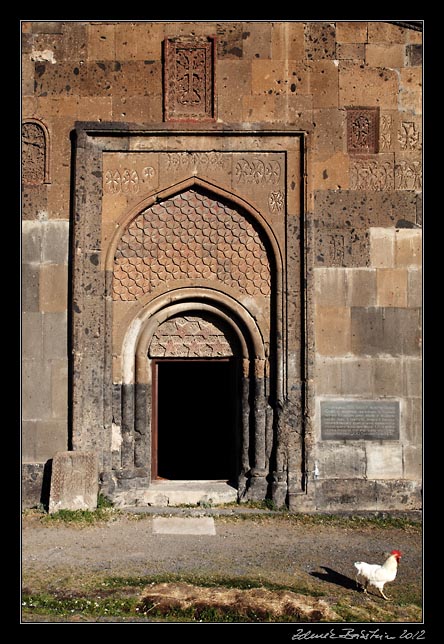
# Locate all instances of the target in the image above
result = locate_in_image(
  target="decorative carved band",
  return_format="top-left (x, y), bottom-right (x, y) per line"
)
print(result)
top-left (113, 188), bottom-right (271, 300)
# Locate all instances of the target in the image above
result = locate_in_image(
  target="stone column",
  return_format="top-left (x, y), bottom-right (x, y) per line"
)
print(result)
top-left (121, 384), bottom-right (135, 469)
top-left (247, 358), bottom-right (269, 500)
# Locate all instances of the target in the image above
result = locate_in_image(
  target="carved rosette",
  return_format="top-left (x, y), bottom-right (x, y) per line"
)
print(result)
top-left (113, 188), bottom-right (271, 300)
top-left (164, 36), bottom-right (215, 121)
top-left (346, 107), bottom-right (379, 154)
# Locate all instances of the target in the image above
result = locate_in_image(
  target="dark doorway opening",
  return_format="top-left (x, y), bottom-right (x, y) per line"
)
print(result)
top-left (153, 359), bottom-right (238, 481)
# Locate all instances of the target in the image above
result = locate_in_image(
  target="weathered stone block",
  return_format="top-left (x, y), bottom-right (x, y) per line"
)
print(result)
top-left (216, 23), bottom-right (244, 59)
top-left (367, 22), bottom-right (407, 44)
top-left (395, 229), bottom-right (422, 267)
top-left (312, 109), bottom-right (346, 153)
top-left (376, 268), bottom-right (408, 307)
top-left (242, 23), bottom-right (272, 59)
top-left (49, 450), bottom-right (98, 513)
top-left (370, 228), bottom-right (395, 268)
top-left (22, 312), bottom-right (43, 360)
top-left (375, 480), bottom-right (421, 510)
top-left (399, 68), bottom-right (422, 112)
top-left (366, 444), bottom-right (403, 479)
top-left (336, 22), bottom-right (367, 43)
top-left (314, 357), bottom-right (342, 394)
top-left (346, 269), bottom-right (377, 307)
top-left (251, 59), bottom-right (309, 96)
top-left (42, 221), bottom-right (70, 264)
top-left (365, 44), bottom-right (405, 68)
top-left (407, 269), bottom-right (422, 308)
top-left (339, 62), bottom-right (398, 108)
top-left (22, 221), bottom-right (43, 263)
top-left (406, 44), bottom-right (422, 66)
top-left (43, 312), bottom-right (67, 358)
top-left (217, 60), bottom-right (252, 122)
top-left (315, 479), bottom-right (377, 511)
top-left (51, 360), bottom-right (69, 418)
top-left (35, 421), bottom-right (68, 461)
top-left (22, 421), bottom-right (37, 462)
top-left (316, 444), bottom-right (366, 479)
top-left (403, 357), bottom-right (422, 398)
top-left (403, 445), bottom-right (422, 480)
top-left (340, 358), bottom-right (373, 394)
top-left (87, 24), bottom-right (116, 61)
top-left (310, 61), bottom-right (339, 108)
top-left (22, 359), bottom-right (51, 420)
top-left (351, 307), bottom-right (421, 356)
top-left (22, 264), bottom-right (40, 312)
top-left (22, 463), bottom-right (47, 509)
top-left (305, 22), bottom-right (336, 59)
top-left (271, 22), bottom-right (305, 60)
top-left (314, 267), bottom-right (347, 306)
top-left (39, 264), bottom-right (68, 313)
top-left (336, 43), bottom-right (365, 60)
top-left (313, 152), bottom-right (349, 190)
top-left (242, 95), bottom-right (277, 122)
top-left (373, 358), bottom-right (404, 396)
top-left (404, 398), bottom-right (422, 444)
top-left (315, 306), bottom-right (351, 356)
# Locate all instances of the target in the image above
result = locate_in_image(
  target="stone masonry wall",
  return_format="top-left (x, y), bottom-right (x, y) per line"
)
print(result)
top-left (21, 20), bottom-right (422, 508)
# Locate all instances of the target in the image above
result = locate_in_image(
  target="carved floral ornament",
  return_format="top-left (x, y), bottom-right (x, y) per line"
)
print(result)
top-left (346, 107), bottom-right (379, 154)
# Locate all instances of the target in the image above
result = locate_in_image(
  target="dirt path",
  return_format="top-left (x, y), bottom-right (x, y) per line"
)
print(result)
top-left (21, 510), bottom-right (423, 623)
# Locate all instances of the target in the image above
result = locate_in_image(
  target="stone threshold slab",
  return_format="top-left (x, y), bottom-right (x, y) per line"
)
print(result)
top-left (152, 517), bottom-right (216, 535)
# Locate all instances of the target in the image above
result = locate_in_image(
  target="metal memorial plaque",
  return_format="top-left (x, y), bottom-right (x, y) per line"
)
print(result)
top-left (321, 400), bottom-right (400, 441)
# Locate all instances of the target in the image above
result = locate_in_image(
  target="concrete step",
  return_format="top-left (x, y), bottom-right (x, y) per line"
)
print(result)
top-left (112, 480), bottom-right (238, 508)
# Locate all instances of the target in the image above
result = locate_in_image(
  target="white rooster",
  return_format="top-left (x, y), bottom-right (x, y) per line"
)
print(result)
top-left (354, 549), bottom-right (402, 600)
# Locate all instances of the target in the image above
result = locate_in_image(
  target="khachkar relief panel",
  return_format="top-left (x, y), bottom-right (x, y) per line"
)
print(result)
top-left (346, 108), bottom-right (379, 154)
top-left (22, 120), bottom-right (50, 185)
top-left (113, 188), bottom-right (271, 301)
top-left (163, 36), bottom-right (216, 121)
top-left (149, 314), bottom-right (237, 358)
top-left (350, 157), bottom-right (422, 191)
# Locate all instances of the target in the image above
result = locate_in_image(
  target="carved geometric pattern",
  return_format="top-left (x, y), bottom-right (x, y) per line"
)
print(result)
top-left (350, 159), bottom-right (395, 191)
top-left (163, 36), bottom-right (215, 121)
top-left (113, 188), bottom-right (271, 300)
top-left (22, 120), bottom-right (49, 184)
top-left (346, 107), bottom-right (379, 154)
top-left (149, 314), bottom-right (237, 358)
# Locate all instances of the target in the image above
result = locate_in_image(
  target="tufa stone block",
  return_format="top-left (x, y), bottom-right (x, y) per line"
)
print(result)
top-left (376, 268), bottom-right (408, 307)
top-left (399, 68), bottom-right (422, 113)
top-left (340, 358), bottom-right (373, 395)
top-left (49, 451), bottom-right (99, 513)
top-left (39, 264), bottom-right (68, 313)
top-left (309, 61), bottom-right (339, 108)
top-left (346, 268), bottom-right (377, 307)
top-left (87, 24), bottom-right (116, 61)
top-left (316, 444), bottom-right (366, 479)
top-left (407, 269), bottom-right (422, 309)
top-left (22, 359), bottom-right (51, 420)
top-left (365, 44), bottom-right (405, 69)
top-left (406, 44), bottom-right (422, 66)
top-left (271, 22), bottom-right (305, 60)
top-left (315, 306), bottom-right (351, 356)
top-left (305, 22), bottom-right (336, 60)
top-left (373, 358), bottom-right (404, 396)
top-left (403, 445), bottom-right (422, 480)
top-left (35, 421), bottom-right (68, 462)
top-left (339, 62), bottom-right (398, 109)
top-left (369, 228), bottom-right (395, 268)
top-left (22, 312), bottom-right (43, 360)
top-left (403, 357), bottom-right (422, 398)
top-left (366, 444), bottom-right (403, 479)
top-left (395, 229), bottom-right (422, 267)
top-left (367, 22), bottom-right (407, 44)
top-left (336, 43), bottom-right (365, 60)
top-left (314, 267), bottom-right (347, 307)
top-left (314, 357), bottom-right (342, 394)
top-left (335, 22), bottom-right (368, 43)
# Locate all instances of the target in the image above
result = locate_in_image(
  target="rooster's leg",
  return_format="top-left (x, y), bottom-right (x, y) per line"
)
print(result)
top-left (379, 588), bottom-right (390, 601)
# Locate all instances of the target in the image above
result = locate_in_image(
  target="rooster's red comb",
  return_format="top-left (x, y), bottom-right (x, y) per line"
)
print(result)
top-left (391, 549), bottom-right (402, 558)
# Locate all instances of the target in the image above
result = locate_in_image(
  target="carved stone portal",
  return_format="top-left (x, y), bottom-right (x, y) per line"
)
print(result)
top-left (163, 36), bottom-right (216, 121)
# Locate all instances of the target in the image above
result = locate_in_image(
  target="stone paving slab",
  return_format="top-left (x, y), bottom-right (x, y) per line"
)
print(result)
top-left (152, 517), bottom-right (216, 535)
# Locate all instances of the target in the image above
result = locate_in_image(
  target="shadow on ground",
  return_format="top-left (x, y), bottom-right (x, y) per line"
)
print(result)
top-left (310, 567), bottom-right (357, 591)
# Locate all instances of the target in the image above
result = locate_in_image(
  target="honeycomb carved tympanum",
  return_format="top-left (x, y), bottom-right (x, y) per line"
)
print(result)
top-left (113, 188), bottom-right (271, 300)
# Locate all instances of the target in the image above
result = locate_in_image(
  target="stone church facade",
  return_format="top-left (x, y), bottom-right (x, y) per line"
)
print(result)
top-left (22, 21), bottom-right (422, 511)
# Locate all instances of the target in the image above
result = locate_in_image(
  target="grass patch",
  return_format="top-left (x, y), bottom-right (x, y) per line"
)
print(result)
top-left (41, 507), bottom-right (120, 525)
top-left (22, 592), bottom-right (137, 619)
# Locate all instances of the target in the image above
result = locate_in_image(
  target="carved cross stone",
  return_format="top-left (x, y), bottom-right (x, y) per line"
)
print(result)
top-left (164, 36), bottom-right (216, 122)
top-left (346, 107), bottom-right (379, 154)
